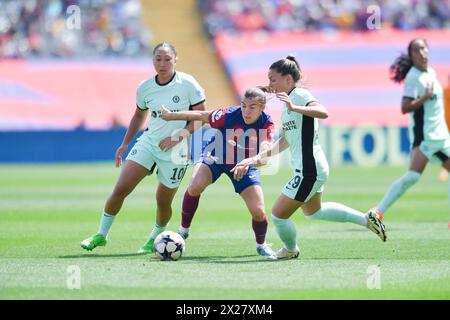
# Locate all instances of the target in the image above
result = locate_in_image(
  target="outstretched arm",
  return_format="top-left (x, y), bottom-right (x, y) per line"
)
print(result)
top-left (160, 105), bottom-right (210, 123)
top-left (255, 135), bottom-right (289, 165)
top-left (276, 92), bottom-right (328, 119)
top-left (158, 103), bottom-right (209, 151)
top-left (231, 136), bottom-right (290, 181)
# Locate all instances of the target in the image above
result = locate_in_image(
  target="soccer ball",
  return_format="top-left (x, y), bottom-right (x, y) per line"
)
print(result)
top-left (154, 231), bottom-right (185, 261)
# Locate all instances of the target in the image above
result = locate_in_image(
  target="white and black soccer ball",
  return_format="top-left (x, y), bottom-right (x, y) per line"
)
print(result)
top-left (154, 231), bottom-right (185, 261)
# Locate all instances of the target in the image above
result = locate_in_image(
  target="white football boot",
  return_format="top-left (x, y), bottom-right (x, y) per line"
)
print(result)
top-left (256, 242), bottom-right (277, 260)
top-left (275, 245), bottom-right (300, 260)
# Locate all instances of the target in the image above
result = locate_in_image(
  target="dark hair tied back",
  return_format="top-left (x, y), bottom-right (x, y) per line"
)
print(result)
top-left (389, 53), bottom-right (413, 83)
top-left (286, 55), bottom-right (300, 71)
top-left (390, 38), bottom-right (427, 83)
top-left (270, 55), bottom-right (302, 84)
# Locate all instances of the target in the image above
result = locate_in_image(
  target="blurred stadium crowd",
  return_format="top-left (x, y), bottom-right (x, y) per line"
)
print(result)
top-left (2, 0), bottom-right (449, 59)
top-left (0, 0), bottom-right (152, 58)
top-left (199, 0), bottom-right (450, 36)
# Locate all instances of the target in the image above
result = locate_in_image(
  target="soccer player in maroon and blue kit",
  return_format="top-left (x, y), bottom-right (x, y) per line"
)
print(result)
top-left (160, 87), bottom-right (276, 259)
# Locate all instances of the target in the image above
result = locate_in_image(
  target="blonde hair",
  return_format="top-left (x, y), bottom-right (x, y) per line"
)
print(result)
top-left (243, 87), bottom-right (267, 105)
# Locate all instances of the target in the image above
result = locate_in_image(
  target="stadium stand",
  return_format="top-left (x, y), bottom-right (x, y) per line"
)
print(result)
top-left (0, 0), bottom-right (152, 58)
top-left (199, 0), bottom-right (450, 36)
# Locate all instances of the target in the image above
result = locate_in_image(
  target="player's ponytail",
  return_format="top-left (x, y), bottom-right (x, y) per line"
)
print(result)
top-left (270, 55), bottom-right (303, 84)
top-left (389, 53), bottom-right (413, 83)
top-left (389, 38), bottom-right (427, 83)
top-left (256, 85), bottom-right (275, 94)
top-left (286, 55), bottom-right (301, 75)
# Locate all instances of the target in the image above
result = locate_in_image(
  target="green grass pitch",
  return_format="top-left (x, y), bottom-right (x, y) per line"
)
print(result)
top-left (0, 163), bottom-right (448, 299)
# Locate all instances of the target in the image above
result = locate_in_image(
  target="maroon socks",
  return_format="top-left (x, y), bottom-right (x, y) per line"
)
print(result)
top-left (252, 218), bottom-right (268, 245)
top-left (181, 191), bottom-right (200, 228)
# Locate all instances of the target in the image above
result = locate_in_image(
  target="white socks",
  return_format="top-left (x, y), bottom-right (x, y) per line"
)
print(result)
top-left (97, 212), bottom-right (166, 241)
top-left (377, 170), bottom-right (421, 214)
top-left (305, 202), bottom-right (368, 226)
top-left (178, 226), bottom-right (189, 235)
top-left (149, 223), bottom-right (166, 240)
top-left (97, 211), bottom-right (116, 237)
top-left (271, 202), bottom-right (367, 252)
top-left (271, 214), bottom-right (297, 251)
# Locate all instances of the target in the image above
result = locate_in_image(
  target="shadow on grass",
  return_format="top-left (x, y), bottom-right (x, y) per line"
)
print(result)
top-left (179, 255), bottom-right (273, 264)
top-left (58, 253), bottom-right (279, 263)
top-left (173, 256), bottom-right (368, 263)
top-left (323, 225), bottom-right (406, 233)
top-left (58, 253), bottom-right (146, 258)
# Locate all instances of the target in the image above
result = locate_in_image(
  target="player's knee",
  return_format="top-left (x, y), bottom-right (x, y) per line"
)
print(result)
top-left (302, 201), bottom-right (322, 217)
top-left (250, 207), bottom-right (266, 221)
top-left (187, 187), bottom-right (201, 197)
top-left (187, 183), bottom-right (205, 196)
top-left (304, 207), bottom-right (321, 219)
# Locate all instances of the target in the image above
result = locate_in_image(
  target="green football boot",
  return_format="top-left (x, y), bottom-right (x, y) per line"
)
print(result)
top-left (80, 234), bottom-right (107, 251)
top-left (137, 238), bottom-right (155, 254)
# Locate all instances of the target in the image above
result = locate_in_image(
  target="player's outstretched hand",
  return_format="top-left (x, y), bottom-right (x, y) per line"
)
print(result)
top-left (425, 82), bottom-right (434, 99)
top-left (231, 157), bottom-right (255, 181)
top-left (115, 144), bottom-right (128, 167)
top-left (159, 136), bottom-right (180, 152)
top-left (276, 92), bottom-right (294, 111)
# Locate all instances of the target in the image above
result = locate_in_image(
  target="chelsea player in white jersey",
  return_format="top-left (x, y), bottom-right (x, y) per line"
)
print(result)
top-left (232, 56), bottom-right (386, 259)
top-left (369, 38), bottom-right (450, 220)
top-left (81, 43), bottom-right (206, 253)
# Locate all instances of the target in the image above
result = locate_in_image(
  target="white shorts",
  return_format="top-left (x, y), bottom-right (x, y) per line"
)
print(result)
top-left (419, 138), bottom-right (450, 164)
top-left (126, 140), bottom-right (188, 189)
top-left (282, 169), bottom-right (327, 203)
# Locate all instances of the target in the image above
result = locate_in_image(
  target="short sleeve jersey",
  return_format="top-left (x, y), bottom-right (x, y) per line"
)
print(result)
top-left (281, 87), bottom-right (327, 178)
top-left (136, 71), bottom-right (205, 151)
top-left (403, 66), bottom-right (448, 144)
top-left (205, 106), bottom-right (274, 166)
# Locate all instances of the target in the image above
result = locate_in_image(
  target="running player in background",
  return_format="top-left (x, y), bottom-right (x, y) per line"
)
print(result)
top-left (369, 39), bottom-right (450, 221)
top-left (160, 87), bottom-right (277, 259)
top-left (81, 43), bottom-right (206, 253)
top-left (232, 56), bottom-right (386, 259)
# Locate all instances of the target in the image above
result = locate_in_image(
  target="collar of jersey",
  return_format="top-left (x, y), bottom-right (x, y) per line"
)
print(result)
top-left (287, 87), bottom-right (296, 96)
top-left (155, 72), bottom-right (177, 86)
